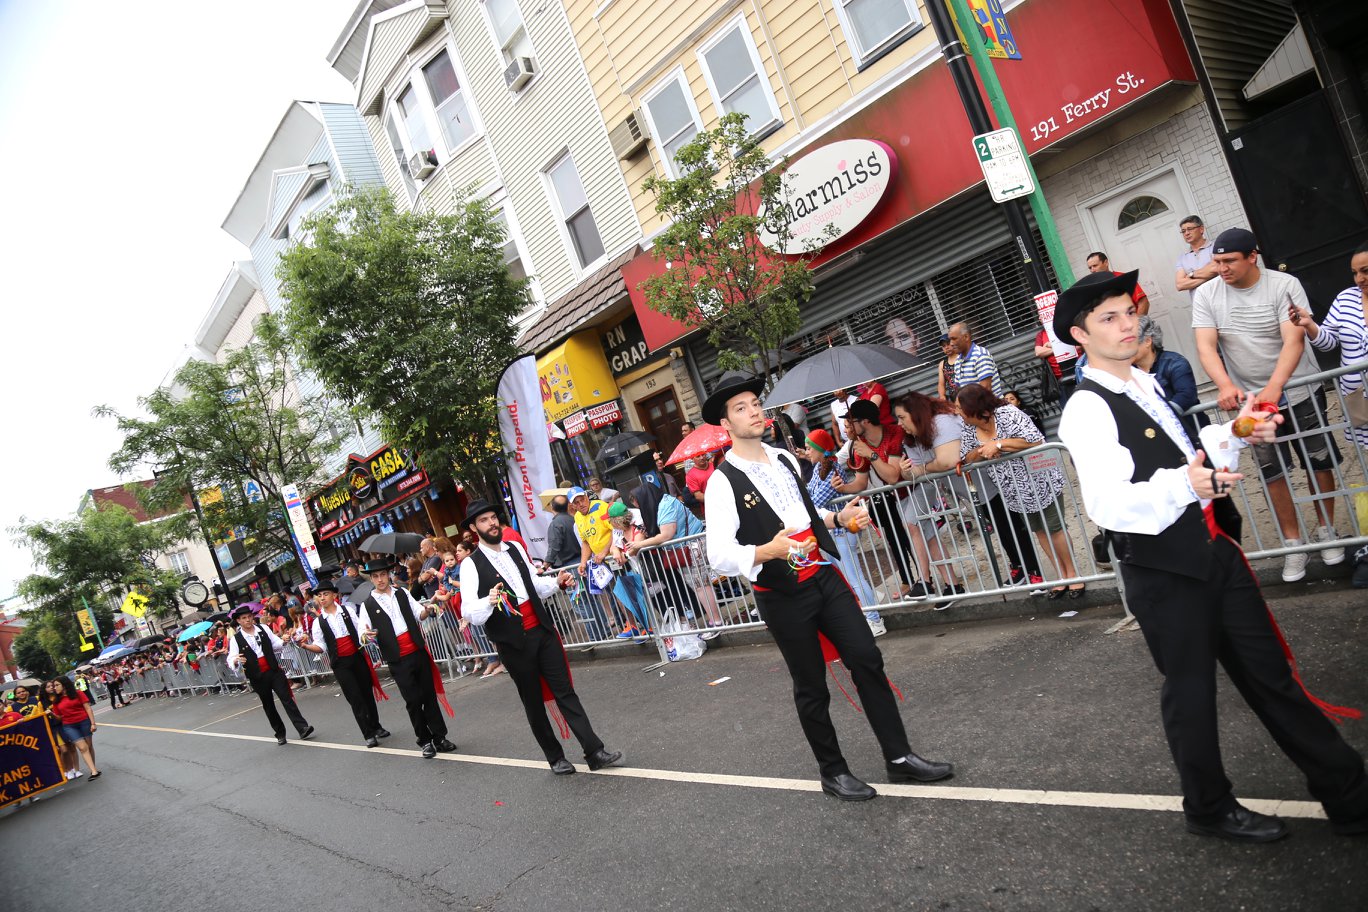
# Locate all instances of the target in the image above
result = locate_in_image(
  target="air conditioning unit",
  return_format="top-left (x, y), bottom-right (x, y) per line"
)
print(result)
top-left (609, 110), bottom-right (648, 160)
top-left (504, 56), bottom-right (536, 91)
top-left (407, 151), bottom-right (436, 180)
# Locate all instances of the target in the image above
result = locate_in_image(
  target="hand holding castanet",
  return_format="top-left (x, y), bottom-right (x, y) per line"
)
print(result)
top-left (1186, 449), bottom-right (1242, 499)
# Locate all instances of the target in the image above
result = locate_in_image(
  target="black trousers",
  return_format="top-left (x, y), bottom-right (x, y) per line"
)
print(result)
top-left (250, 669), bottom-right (309, 737)
top-left (496, 625), bottom-right (604, 763)
top-left (1123, 535), bottom-right (1368, 824)
top-left (107, 683), bottom-right (126, 707)
top-left (332, 652), bottom-right (381, 738)
top-left (868, 492), bottom-right (916, 587)
top-left (390, 650), bottom-right (447, 745)
top-left (756, 566), bottom-right (913, 778)
top-left (980, 494), bottom-right (1042, 578)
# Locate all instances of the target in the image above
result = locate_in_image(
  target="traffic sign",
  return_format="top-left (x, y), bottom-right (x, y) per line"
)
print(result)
top-left (120, 591), bottom-right (150, 618)
top-left (972, 128), bottom-right (1034, 203)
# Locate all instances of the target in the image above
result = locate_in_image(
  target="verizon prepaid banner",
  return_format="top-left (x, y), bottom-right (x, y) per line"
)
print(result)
top-left (495, 355), bottom-right (555, 558)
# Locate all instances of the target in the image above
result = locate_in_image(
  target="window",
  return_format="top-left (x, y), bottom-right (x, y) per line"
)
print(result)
top-left (1117, 195), bottom-right (1170, 230)
top-left (396, 83), bottom-right (434, 160)
top-left (169, 551), bottom-right (191, 576)
top-left (384, 113), bottom-right (417, 198)
top-left (698, 20), bottom-right (781, 136)
top-left (493, 211), bottom-right (529, 284)
top-left (834, 0), bottom-right (921, 65)
top-left (422, 51), bottom-right (475, 150)
top-left (643, 73), bottom-right (703, 176)
top-left (483, 0), bottom-right (533, 64)
top-left (546, 153), bottom-right (606, 268)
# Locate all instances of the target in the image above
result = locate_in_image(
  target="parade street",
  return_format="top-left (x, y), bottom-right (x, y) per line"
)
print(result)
top-left (7, 589), bottom-right (1366, 912)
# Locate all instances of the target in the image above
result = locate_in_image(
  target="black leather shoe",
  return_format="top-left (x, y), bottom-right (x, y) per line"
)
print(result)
top-left (434, 738), bottom-right (458, 753)
top-left (886, 753), bottom-right (954, 783)
top-left (550, 758), bottom-right (575, 775)
top-left (375, 728), bottom-right (391, 739)
top-left (1186, 805), bottom-right (1288, 843)
top-left (1331, 815), bottom-right (1368, 836)
top-left (298, 726), bottom-right (315, 741)
top-left (276, 735), bottom-right (287, 745)
top-left (364, 737), bottom-right (379, 748)
top-left (586, 748), bottom-right (623, 771)
top-left (421, 742), bottom-right (437, 759)
top-left (820, 772), bottom-right (877, 801)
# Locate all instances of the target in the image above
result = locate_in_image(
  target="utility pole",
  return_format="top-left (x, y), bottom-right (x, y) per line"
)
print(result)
top-left (922, 0), bottom-right (1062, 293)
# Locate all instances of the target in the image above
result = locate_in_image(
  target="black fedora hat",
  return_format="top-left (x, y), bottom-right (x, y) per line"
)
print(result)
top-left (463, 499), bottom-right (502, 528)
top-left (701, 371), bottom-right (766, 426)
top-left (230, 604), bottom-right (255, 619)
top-left (1053, 269), bottom-right (1140, 344)
top-left (360, 557), bottom-right (396, 574)
top-left (312, 580), bottom-right (339, 595)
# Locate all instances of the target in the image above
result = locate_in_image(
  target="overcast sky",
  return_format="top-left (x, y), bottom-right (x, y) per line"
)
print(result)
top-left (0, 0), bottom-right (360, 598)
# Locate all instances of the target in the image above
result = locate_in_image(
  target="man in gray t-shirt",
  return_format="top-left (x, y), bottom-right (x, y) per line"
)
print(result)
top-left (1192, 228), bottom-right (1343, 579)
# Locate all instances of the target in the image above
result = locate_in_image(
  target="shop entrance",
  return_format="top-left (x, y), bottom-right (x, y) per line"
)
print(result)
top-left (636, 387), bottom-right (685, 460)
top-left (1080, 166), bottom-right (1208, 384)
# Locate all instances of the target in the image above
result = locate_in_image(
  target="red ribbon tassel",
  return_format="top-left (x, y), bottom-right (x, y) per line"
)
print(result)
top-left (363, 651), bottom-right (389, 701)
top-left (537, 636), bottom-right (574, 740)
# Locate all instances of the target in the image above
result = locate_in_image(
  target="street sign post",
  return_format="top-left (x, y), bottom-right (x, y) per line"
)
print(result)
top-left (973, 128), bottom-right (1034, 203)
top-left (120, 591), bottom-right (149, 618)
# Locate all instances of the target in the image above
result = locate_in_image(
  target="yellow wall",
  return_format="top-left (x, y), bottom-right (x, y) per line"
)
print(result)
top-left (562, 0), bottom-right (940, 235)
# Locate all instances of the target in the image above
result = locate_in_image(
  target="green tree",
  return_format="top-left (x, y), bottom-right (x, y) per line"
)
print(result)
top-left (640, 112), bottom-right (828, 379)
top-left (12, 626), bottom-right (57, 679)
top-left (12, 503), bottom-right (181, 669)
top-left (96, 326), bottom-right (336, 569)
top-left (275, 185), bottom-right (526, 485)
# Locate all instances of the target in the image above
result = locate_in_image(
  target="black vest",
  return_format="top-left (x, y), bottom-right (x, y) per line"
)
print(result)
top-left (716, 453), bottom-right (839, 594)
top-left (315, 607), bottom-right (363, 662)
top-left (234, 627), bottom-right (280, 685)
top-left (466, 545), bottom-right (555, 648)
top-left (1079, 378), bottom-right (1241, 581)
top-left (362, 588), bottom-right (427, 665)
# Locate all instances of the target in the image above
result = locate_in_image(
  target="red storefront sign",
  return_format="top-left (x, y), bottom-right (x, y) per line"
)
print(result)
top-left (585, 401), bottom-right (623, 429)
top-left (624, 0), bottom-right (1195, 351)
top-left (563, 411), bottom-right (589, 437)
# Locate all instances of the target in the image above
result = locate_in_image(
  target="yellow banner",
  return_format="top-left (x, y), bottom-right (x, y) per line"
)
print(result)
top-left (77, 608), bottom-right (96, 637)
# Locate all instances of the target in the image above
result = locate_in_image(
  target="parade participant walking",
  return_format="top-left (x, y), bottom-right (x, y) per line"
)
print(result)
top-left (297, 582), bottom-right (390, 748)
top-left (1056, 269), bottom-right (1368, 842)
top-left (226, 605), bottom-right (314, 746)
top-left (357, 558), bottom-right (455, 759)
top-left (460, 500), bottom-right (623, 776)
top-left (702, 371), bottom-right (954, 801)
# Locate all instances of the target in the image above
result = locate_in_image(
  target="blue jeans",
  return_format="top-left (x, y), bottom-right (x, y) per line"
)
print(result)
top-left (573, 588), bottom-right (613, 641)
top-left (832, 531), bottom-right (881, 622)
top-left (613, 572), bottom-right (651, 630)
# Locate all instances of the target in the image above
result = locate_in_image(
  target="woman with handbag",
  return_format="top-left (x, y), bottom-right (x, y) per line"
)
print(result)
top-left (1289, 241), bottom-right (1368, 448)
top-left (625, 482), bottom-right (724, 639)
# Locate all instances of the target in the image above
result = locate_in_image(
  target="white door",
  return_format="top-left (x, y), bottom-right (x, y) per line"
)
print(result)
top-left (1081, 169), bottom-right (1209, 384)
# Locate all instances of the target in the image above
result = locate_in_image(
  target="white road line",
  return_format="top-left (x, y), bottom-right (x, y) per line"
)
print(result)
top-left (99, 723), bottom-right (1328, 821)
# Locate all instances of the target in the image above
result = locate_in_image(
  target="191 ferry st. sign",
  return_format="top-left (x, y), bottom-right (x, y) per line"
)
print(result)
top-left (758, 139), bottom-right (897, 256)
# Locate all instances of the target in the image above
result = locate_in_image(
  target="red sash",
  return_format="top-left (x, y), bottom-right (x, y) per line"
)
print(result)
top-left (753, 528), bottom-right (822, 592)
top-left (393, 629), bottom-right (453, 718)
top-left (1201, 503), bottom-right (1359, 722)
top-left (396, 631), bottom-right (419, 657)
top-left (256, 657), bottom-right (271, 673)
top-left (335, 634), bottom-right (358, 657)
top-left (517, 600), bottom-right (539, 631)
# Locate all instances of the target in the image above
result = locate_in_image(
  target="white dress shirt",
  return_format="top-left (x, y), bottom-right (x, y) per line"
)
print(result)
top-left (705, 444), bottom-right (834, 581)
top-left (459, 541), bottom-right (561, 626)
top-left (310, 605), bottom-right (364, 652)
top-left (358, 587), bottom-right (426, 635)
top-left (226, 624), bottom-right (286, 668)
top-left (1058, 365), bottom-right (1246, 536)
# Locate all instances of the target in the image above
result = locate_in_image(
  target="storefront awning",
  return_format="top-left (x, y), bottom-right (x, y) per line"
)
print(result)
top-left (536, 331), bottom-right (620, 424)
top-left (307, 443), bottom-right (431, 540)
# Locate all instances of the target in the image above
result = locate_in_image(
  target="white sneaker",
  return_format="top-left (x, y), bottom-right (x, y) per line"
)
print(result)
top-left (1282, 540), bottom-right (1308, 582)
top-left (71, 770), bottom-right (83, 779)
top-left (64, 771), bottom-right (74, 780)
top-left (867, 617), bottom-right (887, 637)
top-left (1314, 526), bottom-right (1346, 566)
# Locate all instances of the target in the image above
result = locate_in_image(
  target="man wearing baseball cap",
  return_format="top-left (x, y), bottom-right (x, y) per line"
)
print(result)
top-left (568, 485), bottom-right (616, 639)
top-left (226, 604), bottom-right (314, 745)
top-left (1192, 227), bottom-right (1344, 582)
top-left (1056, 268), bottom-right (1366, 842)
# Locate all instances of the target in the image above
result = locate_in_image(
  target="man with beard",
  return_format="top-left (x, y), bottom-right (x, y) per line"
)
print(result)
top-left (356, 559), bottom-right (455, 759)
top-left (226, 605), bottom-right (314, 745)
top-left (460, 500), bottom-right (622, 775)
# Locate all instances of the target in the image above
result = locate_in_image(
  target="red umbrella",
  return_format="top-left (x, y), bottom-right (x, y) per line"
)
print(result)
top-left (664, 420), bottom-right (773, 465)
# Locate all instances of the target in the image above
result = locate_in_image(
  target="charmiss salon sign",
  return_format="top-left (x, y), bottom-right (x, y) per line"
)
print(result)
top-left (758, 139), bottom-right (897, 255)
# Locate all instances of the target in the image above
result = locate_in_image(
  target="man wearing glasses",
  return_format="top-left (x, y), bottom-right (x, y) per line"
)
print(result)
top-left (1175, 215), bottom-right (1219, 298)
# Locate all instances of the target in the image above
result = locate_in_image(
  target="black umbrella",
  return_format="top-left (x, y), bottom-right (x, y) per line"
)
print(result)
top-left (345, 581), bottom-right (375, 606)
top-left (358, 532), bottom-right (426, 555)
top-left (134, 634), bottom-right (169, 648)
top-left (764, 343), bottom-right (920, 407)
top-left (206, 611), bottom-right (232, 624)
top-left (597, 430), bottom-right (656, 463)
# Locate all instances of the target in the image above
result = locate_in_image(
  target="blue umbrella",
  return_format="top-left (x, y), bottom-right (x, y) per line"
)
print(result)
top-left (177, 621), bottom-right (213, 642)
top-left (94, 644), bottom-right (137, 664)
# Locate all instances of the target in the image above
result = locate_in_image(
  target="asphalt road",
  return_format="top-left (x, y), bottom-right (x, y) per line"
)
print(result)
top-left (5, 588), bottom-right (1366, 912)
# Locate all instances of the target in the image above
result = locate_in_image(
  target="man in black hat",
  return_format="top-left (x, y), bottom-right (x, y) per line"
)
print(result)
top-left (226, 605), bottom-right (314, 745)
top-left (296, 581), bottom-right (391, 748)
top-left (1056, 269), bottom-right (1367, 842)
top-left (459, 500), bottom-right (622, 775)
top-left (701, 371), bottom-right (954, 801)
top-left (356, 558), bottom-right (455, 759)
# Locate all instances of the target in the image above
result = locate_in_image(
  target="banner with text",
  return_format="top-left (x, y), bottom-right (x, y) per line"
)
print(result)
top-left (0, 715), bottom-right (66, 809)
top-left (496, 355), bottom-right (556, 559)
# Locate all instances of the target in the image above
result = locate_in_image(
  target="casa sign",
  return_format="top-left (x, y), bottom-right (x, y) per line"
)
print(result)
top-left (758, 139), bottom-right (897, 255)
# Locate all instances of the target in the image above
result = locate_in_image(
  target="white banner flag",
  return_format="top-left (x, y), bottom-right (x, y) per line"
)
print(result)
top-left (281, 482), bottom-right (322, 576)
top-left (496, 355), bottom-right (556, 559)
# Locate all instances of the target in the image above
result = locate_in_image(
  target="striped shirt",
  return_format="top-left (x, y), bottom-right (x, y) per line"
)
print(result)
top-left (951, 342), bottom-right (1005, 397)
